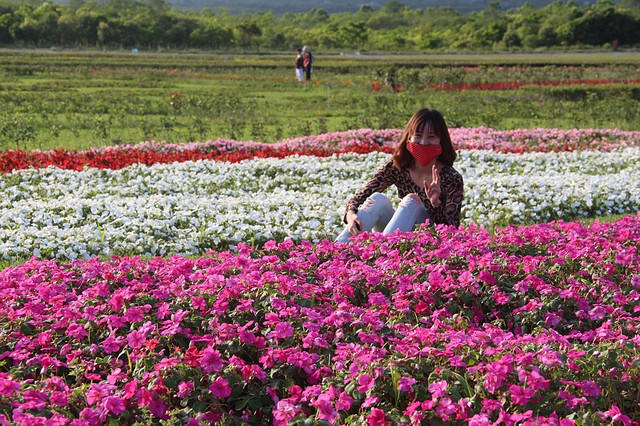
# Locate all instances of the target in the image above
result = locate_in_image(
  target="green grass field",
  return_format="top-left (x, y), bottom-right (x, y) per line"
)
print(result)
top-left (1, 48), bottom-right (639, 151)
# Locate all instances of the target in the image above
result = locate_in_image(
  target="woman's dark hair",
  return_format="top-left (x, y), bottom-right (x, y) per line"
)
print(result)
top-left (392, 108), bottom-right (457, 169)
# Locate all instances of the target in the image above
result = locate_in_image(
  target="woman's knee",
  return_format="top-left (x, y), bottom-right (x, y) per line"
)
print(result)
top-left (399, 193), bottom-right (421, 207)
top-left (362, 192), bottom-right (392, 210)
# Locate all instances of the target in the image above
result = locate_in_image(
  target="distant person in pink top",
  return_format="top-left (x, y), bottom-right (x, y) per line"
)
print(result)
top-left (302, 45), bottom-right (314, 81)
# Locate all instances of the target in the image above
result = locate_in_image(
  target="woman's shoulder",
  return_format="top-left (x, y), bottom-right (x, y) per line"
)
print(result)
top-left (374, 158), bottom-right (403, 179)
top-left (440, 164), bottom-right (463, 181)
top-left (383, 158), bottom-right (404, 173)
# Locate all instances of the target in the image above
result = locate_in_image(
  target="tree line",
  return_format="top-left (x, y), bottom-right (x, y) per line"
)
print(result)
top-left (167, 0), bottom-right (596, 15)
top-left (0, 0), bottom-right (639, 51)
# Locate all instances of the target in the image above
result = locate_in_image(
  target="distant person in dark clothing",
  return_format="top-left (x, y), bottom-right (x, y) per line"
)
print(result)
top-left (295, 48), bottom-right (304, 83)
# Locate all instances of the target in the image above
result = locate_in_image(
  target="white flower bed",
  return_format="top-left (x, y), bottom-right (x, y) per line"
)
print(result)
top-left (1, 148), bottom-right (639, 260)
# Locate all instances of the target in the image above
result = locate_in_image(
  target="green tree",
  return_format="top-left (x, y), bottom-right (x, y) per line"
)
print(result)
top-left (32, 2), bottom-right (61, 45)
top-left (568, 1), bottom-right (639, 46)
top-left (73, 5), bottom-right (101, 46)
top-left (0, 13), bottom-right (15, 42)
top-left (163, 14), bottom-right (198, 47)
top-left (96, 20), bottom-right (112, 45)
top-left (537, 0), bottom-right (582, 47)
top-left (380, 1), bottom-right (405, 14)
top-left (234, 19), bottom-right (261, 47)
top-left (190, 22), bottom-right (233, 48)
top-left (619, 0), bottom-right (640, 18)
top-left (502, 22), bottom-right (521, 47)
top-left (537, 22), bottom-right (557, 47)
top-left (337, 21), bottom-right (368, 49)
top-left (56, 13), bottom-right (77, 45)
top-left (0, 0), bottom-right (638, 52)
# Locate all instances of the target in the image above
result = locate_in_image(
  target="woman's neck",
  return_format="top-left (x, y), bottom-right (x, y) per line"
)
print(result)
top-left (410, 160), bottom-right (438, 172)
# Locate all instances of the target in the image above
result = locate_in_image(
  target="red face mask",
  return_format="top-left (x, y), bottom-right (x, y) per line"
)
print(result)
top-left (407, 142), bottom-right (442, 167)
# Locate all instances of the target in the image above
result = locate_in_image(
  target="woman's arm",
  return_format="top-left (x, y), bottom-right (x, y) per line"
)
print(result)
top-left (441, 168), bottom-right (464, 227)
top-left (343, 160), bottom-right (396, 223)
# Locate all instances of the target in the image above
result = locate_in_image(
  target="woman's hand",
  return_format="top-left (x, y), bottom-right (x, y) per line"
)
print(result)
top-left (346, 210), bottom-right (364, 236)
top-left (424, 165), bottom-right (442, 207)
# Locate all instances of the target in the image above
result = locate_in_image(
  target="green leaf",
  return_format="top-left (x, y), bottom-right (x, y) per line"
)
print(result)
top-left (192, 401), bottom-right (207, 413)
top-left (20, 322), bottom-right (37, 336)
top-left (235, 396), bottom-right (251, 411)
top-left (248, 397), bottom-right (263, 410)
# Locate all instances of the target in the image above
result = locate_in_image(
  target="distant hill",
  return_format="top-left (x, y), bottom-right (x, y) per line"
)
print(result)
top-left (168, 0), bottom-right (596, 15)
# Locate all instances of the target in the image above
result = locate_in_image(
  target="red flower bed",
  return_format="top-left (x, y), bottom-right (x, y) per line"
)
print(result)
top-left (372, 78), bottom-right (640, 92)
top-left (0, 141), bottom-right (392, 174)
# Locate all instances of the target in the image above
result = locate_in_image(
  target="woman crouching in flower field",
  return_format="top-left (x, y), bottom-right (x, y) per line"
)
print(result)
top-left (336, 108), bottom-right (464, 242)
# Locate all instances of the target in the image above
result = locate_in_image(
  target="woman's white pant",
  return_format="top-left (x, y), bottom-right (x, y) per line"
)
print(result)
top-left (335, 192), bottom-right (429, 243)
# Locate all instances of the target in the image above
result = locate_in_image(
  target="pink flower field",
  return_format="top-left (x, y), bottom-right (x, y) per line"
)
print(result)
top-left (1, 127), bottom-right (640, 425)
top-left (1, 216), bottom-right (639, 424)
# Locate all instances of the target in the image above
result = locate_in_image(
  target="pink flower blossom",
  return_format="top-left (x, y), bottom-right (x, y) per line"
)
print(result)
top-left (481, 398), bottom-right (502, 413)
top-left (177, 381), bottom-right (194, 398)
top-left (515, 352), bottom-right (535, 366)
top-left (435, 397), bottom-right (456, 421)
top-left (367, 408), bottom-right (389, 426)
top-left (199, 348), bottom-right (224, 373)
top-left (602, 405), bottom-right (632, 426)
top-left (238, 325), bottom-right (256, 344)
top-left (509, 385), bottom-right (534, 405)
top-left (537, 350), bottom-right (563, 367)
top-left (126, 330), bottom-right (146, 349)
top-left (209, 378), bottom-right (232, 398)
top-left (136, 388), bottom-right (153, 407)
top-left (404, 400), bottom-right (424, 423)
top-left (558, 390), bottom-right (588, 409)
top-left (357, 374), bottom-right (375, 393)
top-left (107, 368), bottom-right (127, 385)
top-left (421, 399), bottom-right (435, 410)
top-left (580, 380), bottom-right (601, 397)
top-left (336, 391), bottom-right (353, 411)
top-left (86, 383), bottom-right (116, 406)
top-left (101, 336), bottom-right (121, 354)
top-left (289, 385), bottom-right (302, 396)
top-left (362, 395), bottom-right (379, 408)
top-left (20, 389), bottom-right (47, 410)
top-left (478, 270), bottom-right (496, 285)
top-left (66, 323), bottom-right (88, 340)
top-left (273, 400), bottom-right (301, 426)
top-left (269, 322), bottom-right (294, 339)
top-left (312, 393), bottom-right (338, 422)
top-left (78, 407), bottom-right (101, 425)
top-left (0, 378), bottom-right (20, 397)
top-left (149, 397), bottom-right (168, 419)
top-left (368, 292), bottom-right (390, 307)
top-left (528, 370), bottom-right (550, 391)
top-left (123, 380), bottom-right (138, 400)
top-left (468, 414), bottom-right (491, 425)
top-left (50, 392), bottom-right (69, 406)
top-left (544, 312), bottom-right (562, 326)
top-left (428, 380), bottom-right (447, 398)
top-left (397, 376), bottom-right (416, 392)
top-left (102, 396), bottom-right (126, 415)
